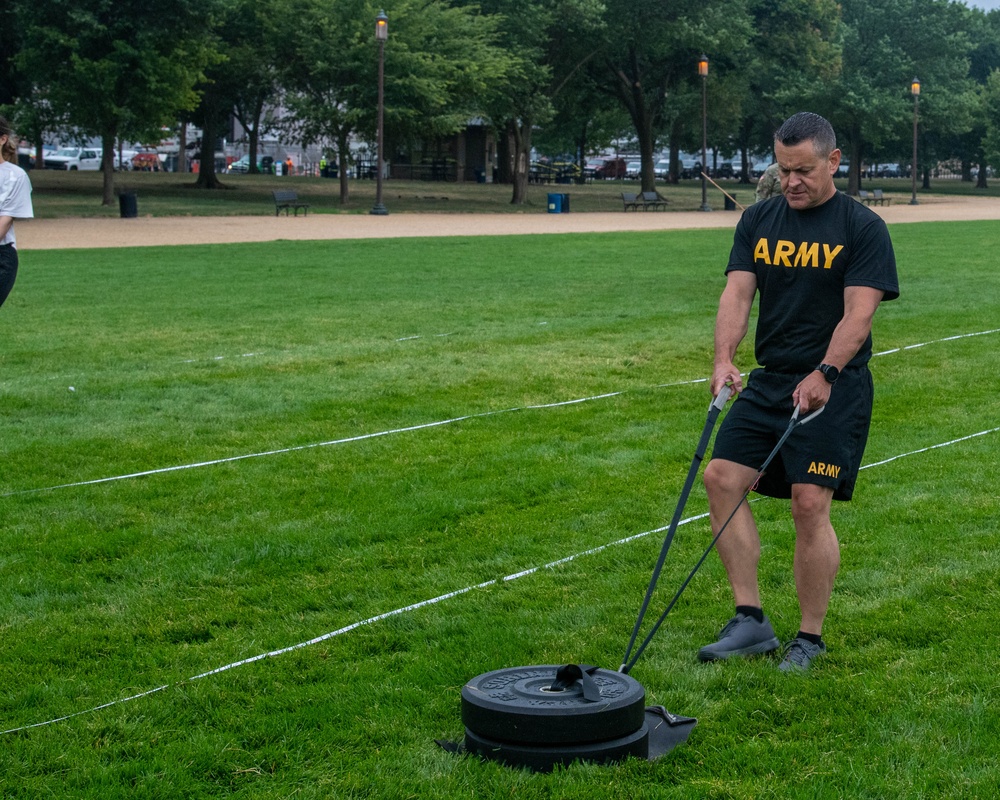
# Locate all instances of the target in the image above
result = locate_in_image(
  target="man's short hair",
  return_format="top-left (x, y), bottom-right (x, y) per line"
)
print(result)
top-left (774, 112), bottom-right (837, 156)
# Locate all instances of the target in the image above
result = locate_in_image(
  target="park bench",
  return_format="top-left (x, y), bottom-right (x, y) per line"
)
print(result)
top-left (621, 192), bottom-right (640, 211)
top-left (872, 189), bottom-right (891, 206)
top-left (272, 190), bottom-right (310, 216)
top-left (639, 191), bottom-right (669, 210)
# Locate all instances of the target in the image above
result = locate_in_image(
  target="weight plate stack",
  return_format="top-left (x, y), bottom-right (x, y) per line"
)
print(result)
top-left (461, 664), bottom-right (648, 771)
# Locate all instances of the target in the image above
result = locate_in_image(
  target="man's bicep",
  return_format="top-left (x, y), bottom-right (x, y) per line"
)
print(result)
top-left (843, 285), bottom-right (884, 322)
top-left (723, 269), bottom-right (758, 306)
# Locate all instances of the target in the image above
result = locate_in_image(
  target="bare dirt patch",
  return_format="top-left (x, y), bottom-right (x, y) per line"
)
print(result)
top-left (17, 195), bottom-right (1000, 251)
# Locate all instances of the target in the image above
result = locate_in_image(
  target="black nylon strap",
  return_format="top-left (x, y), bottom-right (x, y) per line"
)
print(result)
top-left (549, 663), bottom-right (602, 702)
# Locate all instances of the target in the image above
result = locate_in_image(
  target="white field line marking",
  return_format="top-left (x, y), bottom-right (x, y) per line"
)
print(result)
top-left (5, 325), bottom-right (995, 497)
top-left (3, 424), bottom-right (997, 736)
top-left (872, 327), bottom-right (1000, 356)
top-left (860, 426), bottom-right (1000, 470)
top-left (1, 391), bottom-right (633, 497)
top-left (181, 353), bottom-right (263, 364)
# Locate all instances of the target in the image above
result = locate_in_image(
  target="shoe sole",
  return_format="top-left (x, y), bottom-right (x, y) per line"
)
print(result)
top-left (697, 637), bottom-right (780, 662)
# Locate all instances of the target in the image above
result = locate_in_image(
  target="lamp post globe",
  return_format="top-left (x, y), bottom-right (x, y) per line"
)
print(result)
top-left (698, 55), bottom-right (711, 212)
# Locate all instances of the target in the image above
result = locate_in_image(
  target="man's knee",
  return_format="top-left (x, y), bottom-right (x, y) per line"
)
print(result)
top-left (791, 483), bottom-right (834, 526)
top-left (704, 458), bottom-right (753, 498)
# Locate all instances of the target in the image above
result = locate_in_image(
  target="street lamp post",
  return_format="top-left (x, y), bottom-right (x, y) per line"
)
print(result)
top-left (371, 10), bottom-right (389, 216)
top-left (910, 77), bottom-right (920, 206)
top-left (698, 54), bottom-right (711, 212)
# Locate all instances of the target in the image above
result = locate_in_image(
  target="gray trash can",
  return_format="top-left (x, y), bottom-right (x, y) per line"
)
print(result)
top-left (118, 191), bottom-right (138, 218)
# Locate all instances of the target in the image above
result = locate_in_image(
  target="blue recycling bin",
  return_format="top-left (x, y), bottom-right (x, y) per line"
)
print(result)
top-left (547, 192), bottom-right (563, 213)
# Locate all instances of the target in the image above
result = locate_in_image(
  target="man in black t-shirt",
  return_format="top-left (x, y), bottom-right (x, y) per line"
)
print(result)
top-left (698, 112), bottom-right (899, 672)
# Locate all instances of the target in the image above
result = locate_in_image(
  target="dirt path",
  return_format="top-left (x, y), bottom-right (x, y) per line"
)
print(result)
top-left (17, 194), bottom-right (1000, 250)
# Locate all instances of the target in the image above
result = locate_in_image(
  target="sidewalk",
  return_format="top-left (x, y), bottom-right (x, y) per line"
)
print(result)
top-left (17, 195), bottom-right (1000, 251)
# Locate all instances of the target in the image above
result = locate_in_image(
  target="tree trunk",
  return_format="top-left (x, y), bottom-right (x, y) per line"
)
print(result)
top-left (608, 58), bottom-right (658, 192)
top-left (100, 134), bottom-right (116, 206)
top-left (178, 122), bottom-right (188, 174)
top-left (846, 127), bottom-right (863, 196)
top-left (976, 159), bottom-right (988, 189)
top-left (510, 119), bottom-right (531, 205)
top-left (638, 120), bottom-right (656, 192)
top-left (337, 129), bottom-right (351, 204)
top-left (495, 128), bottom-right (512, 184)
top-left (574, 121), bottom-right (588, 185)
top-left (195, 114), bottom-right (224, 189)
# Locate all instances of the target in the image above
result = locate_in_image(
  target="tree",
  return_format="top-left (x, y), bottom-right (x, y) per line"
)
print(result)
top-left (956, 7), bottom-right (1000, 187)
top-left (15, 0), bottom-right (215, 204)
top-left (226, 0), bottom-right (283, 175)
top-left (596, 0), bottom-right (753, 193)
top-left (803, 0), bottom-right (975, 195)
top-left (276, 0), bottom-right (506, 204)
top-left (467, 0), bottom-right (605, 203)
top-left (983, 69), bottom-right (1000, 175)
top-left (727, 0), bottom-right (842, 184)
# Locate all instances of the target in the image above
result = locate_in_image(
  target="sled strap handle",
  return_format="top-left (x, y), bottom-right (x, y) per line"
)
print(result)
top-left (549, 664), bottom-right (602, 702)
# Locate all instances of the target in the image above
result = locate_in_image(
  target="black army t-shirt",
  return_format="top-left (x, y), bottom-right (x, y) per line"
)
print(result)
top-left (726, 191), bottom-right (900, 373)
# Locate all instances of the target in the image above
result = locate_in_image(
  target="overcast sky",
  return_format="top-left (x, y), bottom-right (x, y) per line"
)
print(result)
top-left (966, 0), bottom-right (1000, 10)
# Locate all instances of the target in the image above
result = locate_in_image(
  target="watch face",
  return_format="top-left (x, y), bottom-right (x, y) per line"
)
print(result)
top-left (821, 364), bottom-right (839, 383)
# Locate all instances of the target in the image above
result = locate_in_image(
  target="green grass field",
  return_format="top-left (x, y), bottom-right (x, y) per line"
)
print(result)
top-left (1, 222), bottom-right (997, 798)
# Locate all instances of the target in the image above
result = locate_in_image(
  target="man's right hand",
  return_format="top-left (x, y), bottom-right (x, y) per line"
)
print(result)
top-left (711, 363), bottom-right (741, 399)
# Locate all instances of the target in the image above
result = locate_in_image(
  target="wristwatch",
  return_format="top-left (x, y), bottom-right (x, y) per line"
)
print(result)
top-left (817, 363), bottom-right (840, 384)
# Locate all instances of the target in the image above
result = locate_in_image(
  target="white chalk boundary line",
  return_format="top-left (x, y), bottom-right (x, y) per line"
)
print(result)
top-left (0, 390), bottom-right (635, 498)
top-left (3, 327), bottom-right (997, 499)
top-left (4, 422), bottom-right (998, 737)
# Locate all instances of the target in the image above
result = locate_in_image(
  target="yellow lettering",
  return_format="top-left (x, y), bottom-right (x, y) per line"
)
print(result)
top-left (822, 244), bottom-right (844, 269)
top-left (808, 462), bottom-right (842, 478)
top-left (774, 240), bottom-right (795, 267)
top-left (795, 241), bottom-right (820, 268)
top-left (754, 238), bottom-right (771, 265)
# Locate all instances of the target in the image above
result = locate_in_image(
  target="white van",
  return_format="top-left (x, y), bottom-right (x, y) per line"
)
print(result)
top-left (44, 147), bottom-right (102, 171)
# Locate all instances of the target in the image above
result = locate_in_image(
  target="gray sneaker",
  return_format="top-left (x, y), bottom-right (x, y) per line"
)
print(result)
top-left (697, 613), bottom-right (780, 662)
top-left (777, 637), bottom-right (827, 673)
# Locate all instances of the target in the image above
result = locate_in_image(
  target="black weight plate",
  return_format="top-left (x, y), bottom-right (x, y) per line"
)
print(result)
top-left (464, 722), bottom-right (649, 772)
top-left (461, 665), bottom-right (645, 745)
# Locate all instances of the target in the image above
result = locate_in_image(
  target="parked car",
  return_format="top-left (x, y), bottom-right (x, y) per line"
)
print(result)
top-left (584, 157), bottom-right (627, 179)
top-left (654, 158), bottom-right (671, 179)
top-left (679, 158), bottom-right (701, 180)
top-left (625, 160), bottom-right (642, 179)
top-left (227, 154), bottom-right (275, 173)
top-left (44, 146), bottom-right (101, 171)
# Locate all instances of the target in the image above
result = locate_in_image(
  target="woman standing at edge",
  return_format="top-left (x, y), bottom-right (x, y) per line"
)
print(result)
top-left (0, 116), bottom-right (35, 308)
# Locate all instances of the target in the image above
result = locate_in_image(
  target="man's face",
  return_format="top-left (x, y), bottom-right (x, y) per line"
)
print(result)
top-left (775, 139), bottom-right (840, 210)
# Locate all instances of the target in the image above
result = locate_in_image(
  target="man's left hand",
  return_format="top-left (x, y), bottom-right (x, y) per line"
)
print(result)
top-left (793, 371), bottom-right (832, 413)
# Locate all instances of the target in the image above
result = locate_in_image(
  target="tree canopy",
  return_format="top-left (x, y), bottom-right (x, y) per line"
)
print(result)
top-left (3, 0), bottom-right (999, 202)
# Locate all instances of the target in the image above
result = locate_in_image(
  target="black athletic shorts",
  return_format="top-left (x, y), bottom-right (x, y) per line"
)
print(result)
top-left (0, 243), bottom-right (17, 308)
top-left (711, 366), bottom-right (874, 501)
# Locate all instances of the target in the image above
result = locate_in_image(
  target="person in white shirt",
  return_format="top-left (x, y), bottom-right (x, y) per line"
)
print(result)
top-left (0, 115), bottom-right (35, 308)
